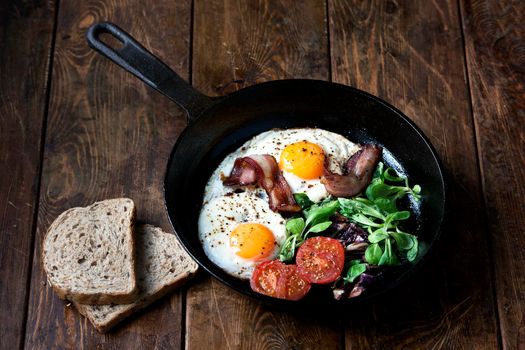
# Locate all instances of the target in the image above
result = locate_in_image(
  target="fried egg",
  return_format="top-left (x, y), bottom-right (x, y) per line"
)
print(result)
top-left (198, 192), bottom-right (287, 279)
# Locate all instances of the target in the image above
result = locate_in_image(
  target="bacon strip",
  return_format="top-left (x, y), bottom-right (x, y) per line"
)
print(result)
top-left (223, 154), bottom-right (301, 213)
top-left (321, 144), bottom-right (382, 197)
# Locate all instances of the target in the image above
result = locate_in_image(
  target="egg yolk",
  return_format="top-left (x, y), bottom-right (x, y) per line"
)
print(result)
top-left (230, 223), bottom-right (276, 260)
top-left (279, 141), bottom-right (325, 179)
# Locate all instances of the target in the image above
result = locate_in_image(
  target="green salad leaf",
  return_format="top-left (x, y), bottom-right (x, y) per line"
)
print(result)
top-left (365, 243), bottom-right (383, 265)
top-left (304, 200), bottom-right (339, 227)
top-left (294, 193), bottom-right (314, 210)
top-left (390, 231), bottom-right (415, 250)
top-left (343, 260), bottom-right (367, 284)
top-left (308, 221), bottom-right (333, 233)
top-left (378, 238), bottom-right (400, 266)
top-left (407, 238), bottom-right (419, 262)
top-left (285, 217), bottom-right (305, 236)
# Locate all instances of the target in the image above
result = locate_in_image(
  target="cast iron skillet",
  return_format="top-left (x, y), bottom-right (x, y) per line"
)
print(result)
top-left (87, 22), bottom-right (446, 309)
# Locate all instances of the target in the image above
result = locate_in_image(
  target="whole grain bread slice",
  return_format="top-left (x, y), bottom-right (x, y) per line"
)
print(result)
top-left (43, 198), bottom-right (138, 304)
top-left (74, 224), bottom-right (198, 333)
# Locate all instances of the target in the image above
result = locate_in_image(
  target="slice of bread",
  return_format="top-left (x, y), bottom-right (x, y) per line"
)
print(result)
top-left (74, 224), bottom-right (198, 333)
top-left (43, 198), bottom-right (138, 304)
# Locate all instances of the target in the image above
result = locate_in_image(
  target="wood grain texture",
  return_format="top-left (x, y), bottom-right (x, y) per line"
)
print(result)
top-left (24, 0), bottom-right (191, 348)
top-left (0, 1), bottom-right (56, 349)
top-left (192, 0), bottom-right (329, 96)
top-left (187, 1), bottom-right (342, 349)
top-left (460, 0), bottom-right (525, 348)
top-left (328, 0), bottom-right (500, 348)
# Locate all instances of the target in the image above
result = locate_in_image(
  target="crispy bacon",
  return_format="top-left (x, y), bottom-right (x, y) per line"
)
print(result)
top-left (321, 144), bottom-right (382, 197)
top-left (223, 154), bottom-right (301, 213)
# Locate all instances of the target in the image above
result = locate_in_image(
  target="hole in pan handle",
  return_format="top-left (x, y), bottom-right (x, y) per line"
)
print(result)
top-left (86, 21), bottom-right (214, 122)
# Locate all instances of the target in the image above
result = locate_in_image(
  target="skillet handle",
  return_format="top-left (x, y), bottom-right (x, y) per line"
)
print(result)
top-left (86, 22), bottom-right (213, 122)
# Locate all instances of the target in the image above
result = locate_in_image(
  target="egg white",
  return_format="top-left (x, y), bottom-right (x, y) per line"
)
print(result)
top-left (198, 192), bottom-right (287, 280)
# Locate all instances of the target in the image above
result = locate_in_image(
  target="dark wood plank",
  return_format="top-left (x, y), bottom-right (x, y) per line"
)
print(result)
top-left (0, 1), bottom-right (57, 349)
top-left (328, 0), bottom-right (500, 348)
top-left (24, 0), bottom-right (191, 348)
top-left (459, 0), bottom-right (525, 348)
top-left (187, 1), bottom-right (342, 349)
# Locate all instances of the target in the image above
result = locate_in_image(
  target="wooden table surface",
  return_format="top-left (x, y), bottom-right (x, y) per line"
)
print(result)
top-left (1, 0), bottom-right (524, 349)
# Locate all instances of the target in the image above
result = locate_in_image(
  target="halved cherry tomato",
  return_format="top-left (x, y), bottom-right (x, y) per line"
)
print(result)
top-left (250, 260), bottom-right (285, 298)
top-left (250, 260), bottom-right (311, 300)
top-left (280, 264), bottom-right (311, 301)
top-left (296, 236), bottom-right (345, 284)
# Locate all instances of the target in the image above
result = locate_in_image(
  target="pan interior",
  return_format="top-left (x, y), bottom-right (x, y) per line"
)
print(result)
top-left (164, 80), bottom-right (445, 308)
